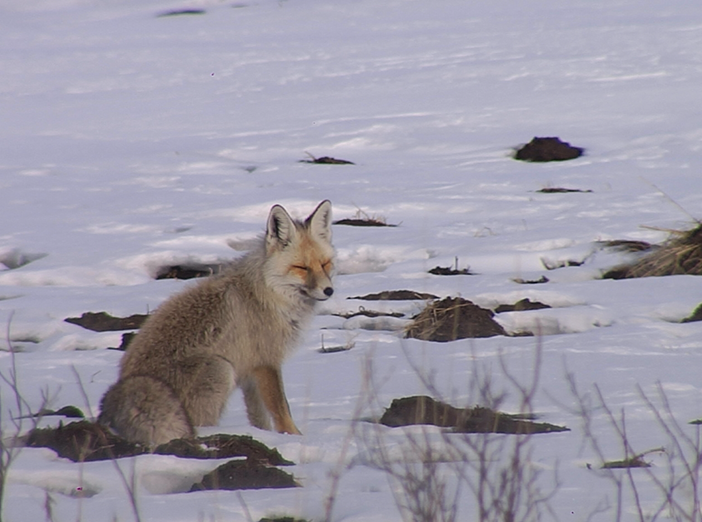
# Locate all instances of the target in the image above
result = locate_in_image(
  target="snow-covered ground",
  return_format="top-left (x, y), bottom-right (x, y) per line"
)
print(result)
top-left (2, 0), bottom-right (702, 520)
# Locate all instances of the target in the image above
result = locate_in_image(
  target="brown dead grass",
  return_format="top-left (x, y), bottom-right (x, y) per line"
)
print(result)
top-left (603, 224), bottom-right (702, 279)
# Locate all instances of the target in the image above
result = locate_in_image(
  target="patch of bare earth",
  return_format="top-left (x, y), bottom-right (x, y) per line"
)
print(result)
top-left (405, 297), bottom-right (506, 341)
top-left (349, 290), bottom-right (438, 301)
top-left (380, 396), bottom-right (568, 434)
top-left (494, 298), bottom-right (551, 313)
top-left (514, 136), bottom-right (584, 162)
top-left (190, 459), bottom-right (299, 491)
top-left (299, 153), bottom-right (354, 165)
top-left (156, 262), bottom-right (225, 280)
top-left (25, 421), bottom-right (291, 464)
top-left (25, 421), bottom-right (299, 490)
top-left (65, 312), bottom-right (148, 332)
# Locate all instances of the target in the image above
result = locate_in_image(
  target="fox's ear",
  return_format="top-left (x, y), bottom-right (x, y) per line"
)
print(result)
top-left (266, 204), bottom-right (296, 250)
top-left (306, 200), bottom-right (332, 242)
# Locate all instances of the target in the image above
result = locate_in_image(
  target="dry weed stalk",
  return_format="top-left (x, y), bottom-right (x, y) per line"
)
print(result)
top-left (0, 313), bottom-right (52, 522)
top-left (350, 341), bottom-right (558, 522)
top-left (567, 373), bottom-right (702, 521)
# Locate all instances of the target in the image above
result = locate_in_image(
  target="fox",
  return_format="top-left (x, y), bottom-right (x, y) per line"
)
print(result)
top-left (98, 200), bottom-right (334, 446)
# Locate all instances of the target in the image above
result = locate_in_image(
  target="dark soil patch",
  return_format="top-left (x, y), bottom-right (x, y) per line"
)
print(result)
top-left (157, 9), bottom-right (206, 16)
top-left (682, 303), bottom-right (702, 323)
top-left (514, 137), bottom-right (584, 162)
top-left (26, 421), bottom-right (142, 462)
top-left (299, 153), bottom-right (354, 165)
top-left (379, 396), bottom-right (568, 434)
top-left (191, 458), bottom-right (299, 491)
top-left (65, 311), bottom-right (148, 332)
top-left (155, 263), bottom-right (225, 280)
top-left (597, 239), bottom-right (654, 253)
top-left (602, 456), bottom-right (651, 469)
top-left (512, 276), bottom-right (549, 285)
top-left (405, 297), bottom-right (506, 341)
top-left (109, 332), bottom-right (137, 351)
top-left (333, 218), bottom-right (396, 227)
top-left (157, 434), bottom-right (292, 465)
top-left (33, 406), bottom-right (85, 419)
top-left (494, 298), bottom-right (551, 313)
top-left (349, 290), bottom-right (438, 301)
top-left (602, 225), bottom-right (702, 279)
top-left (428, 266), bottom-right (474, 276)
top-left (536, 187), bottom-right (592, 194)
top-left (25, 421), bottom-right (291, 465)
top-left (260, 518), bottom-right (309, 522)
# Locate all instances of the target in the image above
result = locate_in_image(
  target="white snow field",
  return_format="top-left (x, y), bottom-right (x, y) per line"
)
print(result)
top-left (2, 0), bottom-right (702, 520)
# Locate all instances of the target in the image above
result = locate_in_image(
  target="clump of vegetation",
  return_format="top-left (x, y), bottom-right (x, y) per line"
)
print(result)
top-left (603, 224), bottom-right (702, 279)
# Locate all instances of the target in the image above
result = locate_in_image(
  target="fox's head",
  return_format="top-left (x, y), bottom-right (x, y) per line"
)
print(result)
top-left (264, 200), bottom-right (335, 303)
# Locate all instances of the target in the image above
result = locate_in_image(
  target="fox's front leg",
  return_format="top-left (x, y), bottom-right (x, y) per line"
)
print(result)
top-left (251, 365), bottom-right (302, 435)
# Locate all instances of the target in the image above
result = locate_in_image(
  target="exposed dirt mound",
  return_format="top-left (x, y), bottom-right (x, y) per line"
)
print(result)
top-left (514, 137), bottom-right (583, 162)
top-left (512, 275), bottom-right (549, 285)
top-left (156, 434), bottom-right (292, 464)
top-left (682, 303), bottom-right (702, 323)
top-left (65, 311), bottom-right (148, 332)
top-left (259, 518), bottom-right (309, 522)
top-left (602, 456), bottom-right (652, 469)
top-left (34, 405), bottom-right (85, 419)
top-left (349, 290), bottom-right (438, 301)
top-left (299, 154), bottom-right (354, 165)
top-left (333, 218), bottom-right (396, 227)
top-left (428, 265), bottom-right (474, 276)
top-left (596, 240), bottom-right (654, 253)
top-left (380, 396), bottom-right (568, 434)
top-left (157, 8), bottom-right (206, 17)
top-left (405, 297), bottom-right (506, 341)
top-left (536, 187), bottom-right (592, 193)
top-left (25, 421), bottom-right (291, 464)
top-left (190, 458), bottom-right (299, 491)
top-left (109, 332), bottom-right (137, 351)
top-left (155, 263), bottom-right (225, 280)
top-left (26, 421), bottom-right (142, 462)
top-left (494, 298), bottom-right (551, 313)
top-left (602, 225), bottom-right (702, 279)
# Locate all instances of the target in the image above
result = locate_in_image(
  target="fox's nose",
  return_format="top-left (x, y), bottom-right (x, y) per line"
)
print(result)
top-left (323, 287), bottom-right (334, 297)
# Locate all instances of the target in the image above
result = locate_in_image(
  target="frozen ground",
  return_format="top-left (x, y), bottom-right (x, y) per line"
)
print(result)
top-left (2, 0), bottom-right (702, 520)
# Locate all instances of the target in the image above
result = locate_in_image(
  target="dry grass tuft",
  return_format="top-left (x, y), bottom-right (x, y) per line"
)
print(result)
top-left (603, 224), bottom-right (702, 279)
